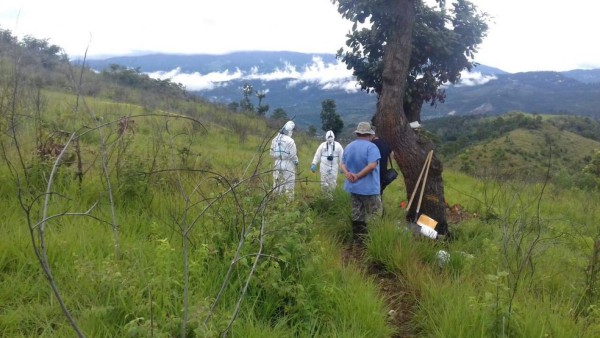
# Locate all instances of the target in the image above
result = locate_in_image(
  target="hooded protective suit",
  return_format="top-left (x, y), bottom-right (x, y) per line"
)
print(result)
top-left (270, 121), bottom-right (298, 200)
top-left (311, 130), bottom-right (344, 194)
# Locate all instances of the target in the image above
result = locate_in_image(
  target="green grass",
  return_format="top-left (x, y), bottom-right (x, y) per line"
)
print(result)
top-left (365, 169), bottom-right (600, 337)
top-left (3, 56), bottom-right (600, 337)
top-left (445, 122), bottom-right (600, 182)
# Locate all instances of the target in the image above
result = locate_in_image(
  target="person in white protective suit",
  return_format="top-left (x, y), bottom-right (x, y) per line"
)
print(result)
top-left (270, 121), bottom-right (298, 200)
top-left (311, 130), bottom-right (344, 195)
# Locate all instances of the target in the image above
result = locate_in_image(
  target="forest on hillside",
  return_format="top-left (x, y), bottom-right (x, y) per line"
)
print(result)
top-left (0, 27), bottom-right (193, 108)
top-left (426, 113), bottom-right (600, 159)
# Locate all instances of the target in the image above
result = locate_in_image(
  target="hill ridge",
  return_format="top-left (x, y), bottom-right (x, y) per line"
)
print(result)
top-left (84, 52), bottom-right (600, 127)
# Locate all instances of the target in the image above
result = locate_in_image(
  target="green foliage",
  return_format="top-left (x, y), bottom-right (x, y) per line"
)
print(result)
top-left (426, 113), bottom-right (600, 187)
top-left (227, 101), bottom-right (240, 112)
top-left (101, 64), bottom-right (187, 100)
top-left (235, 83), bottom-right (271, 116)
top-left (114, 154), bottom-right (151, 203)
top-left (582, 150), bottom-right (600, 177)
top-left (426, 112), bottom-right (544, 159)
top-left (319, 99), bottom-right (344, 135)
top-left (334, 0), bottom-right (489, 120)
top-left (240, 83), bottom-right (255, 112)
top-left (246, 207), bottom-right (316, 322)
top-left (270, 107), bottom-right (288, 122)
top-left (256, 90), bottom-right (269, 116)
top-left (366, 170), bottom-right (600, 337)
top-left (547, 115), bottom-right (600, 142)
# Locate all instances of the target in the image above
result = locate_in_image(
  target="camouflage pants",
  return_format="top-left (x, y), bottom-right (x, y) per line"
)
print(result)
top-left (350, 194), bottom-right (382, 223)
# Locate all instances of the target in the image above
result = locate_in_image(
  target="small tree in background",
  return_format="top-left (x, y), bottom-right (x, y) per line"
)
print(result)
top-left (270, 108), bottom-right (288, 121)
top-left (256, 90), bottom-right (269, 116)
top-left (307, 125), bottom-right (317, 137)
top-left (583, 150), bottom-right (600, 177)
top-left (227, 102), bottom-right (240, 113)
top-left (581, 150), bottom-right (600, 189)
top-left (239, 84), bottom-right (269, 116)
top-left (320, 99), bottom-right (344, 135)
top-left (240, 84), bottom-right (255, 112)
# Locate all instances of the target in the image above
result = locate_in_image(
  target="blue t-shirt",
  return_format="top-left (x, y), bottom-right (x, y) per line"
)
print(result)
top-left (342, 139), bottom-right (381, 195)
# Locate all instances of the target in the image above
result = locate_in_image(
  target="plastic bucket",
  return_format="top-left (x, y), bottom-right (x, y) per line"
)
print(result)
top-left (419, 225), bottom-right (438, 239)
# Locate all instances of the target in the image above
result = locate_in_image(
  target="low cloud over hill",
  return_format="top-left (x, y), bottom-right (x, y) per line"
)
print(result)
top-left (85, 51), bottom-right (600, 127)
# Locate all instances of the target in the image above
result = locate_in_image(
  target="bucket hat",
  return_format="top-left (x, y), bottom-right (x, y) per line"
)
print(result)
top-left (354, 122), bottom-right (375, 135)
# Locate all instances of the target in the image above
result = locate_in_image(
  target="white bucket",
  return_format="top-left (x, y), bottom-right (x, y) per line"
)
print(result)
top-left (419, 225), bottom-right (438, 239)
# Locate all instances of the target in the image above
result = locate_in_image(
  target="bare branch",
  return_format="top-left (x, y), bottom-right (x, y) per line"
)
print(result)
top-left (223, 216), bottom-right (267, 337)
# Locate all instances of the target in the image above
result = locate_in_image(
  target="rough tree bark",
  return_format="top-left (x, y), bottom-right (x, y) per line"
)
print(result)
top-left (373, 0), bottom-right (449, 236)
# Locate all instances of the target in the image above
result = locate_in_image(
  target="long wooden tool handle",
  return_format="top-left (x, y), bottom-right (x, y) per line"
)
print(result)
top-left (406, 153), bottom-right (427, 211)
top-left (406, 150), bottom-right (433, 212)
top-left (416, 150), bottom-right (433, 214)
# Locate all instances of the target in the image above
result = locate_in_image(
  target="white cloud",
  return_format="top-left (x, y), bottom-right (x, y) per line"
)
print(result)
top-left (148, 56), bottom-right (498, 93)
top-left (455, 71), bottom-right (497, 87)
top-left (147, 67), bottom-right (244, 91)
top-left (147, 57), bottom-right (361, 93)
top-left (245, 62), bottom-right (301, 81)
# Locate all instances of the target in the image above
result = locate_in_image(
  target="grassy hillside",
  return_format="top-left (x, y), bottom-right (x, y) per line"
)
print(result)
top-left (426, 113), bottom-right (600, 188)
top-left (446, 124), bottom-right (600, 177)
top-left (2, 28), bottom-right (600, 337)
top-left (1, 78), bottom-right (393, 337)
top-left (2, 29), bottom-right (397, 337)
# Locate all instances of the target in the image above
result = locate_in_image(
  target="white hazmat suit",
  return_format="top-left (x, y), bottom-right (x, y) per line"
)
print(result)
top-left (270, 121), bottom-right (298, 200)
top-left (311, 130), bottom-right (344, 194)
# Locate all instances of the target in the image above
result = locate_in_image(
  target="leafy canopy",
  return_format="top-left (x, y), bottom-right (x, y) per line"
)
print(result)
top-left (334, 0), bottom-right (488, 119)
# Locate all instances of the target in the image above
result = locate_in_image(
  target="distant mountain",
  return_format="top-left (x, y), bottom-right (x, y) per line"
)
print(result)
top-left (84, 51), bottom-right (338, 75)
top-left (84, 52), bottom-right (600, 127)
top-left (469, 64), bottom-right (508, 76)
top-left (423, 71), bottom-right (600, 118)
top-left (561, 69), bottom-right (600, 84)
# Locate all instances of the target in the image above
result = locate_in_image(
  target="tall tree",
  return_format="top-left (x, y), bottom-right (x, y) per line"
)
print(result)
top-left (320, 99), bottom-right (344, 135)
top-left (334, 0), bottom-right (488, 236)
top-left (256, 90), bottom-right (269, 116)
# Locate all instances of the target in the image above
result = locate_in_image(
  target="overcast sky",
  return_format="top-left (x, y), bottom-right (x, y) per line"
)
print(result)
top-left (1, 0), bottom-right (599, 74)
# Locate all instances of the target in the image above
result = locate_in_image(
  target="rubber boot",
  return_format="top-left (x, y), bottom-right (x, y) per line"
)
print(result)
top-left (352, 221), bottom-right (367, 245)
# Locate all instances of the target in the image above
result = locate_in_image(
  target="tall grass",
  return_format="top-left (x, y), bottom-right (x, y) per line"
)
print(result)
top-left (3, 59), bottom-right (600, 337)
top-left (1, 77), bottom-right (404, 337)
top-left (367, 169), bottom-right (600, 337)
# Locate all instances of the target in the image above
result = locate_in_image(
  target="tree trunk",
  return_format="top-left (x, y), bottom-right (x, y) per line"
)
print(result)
top-left (403, 97), bottom-right (422, 123)
top-left (373, 0), bottom-right (449, 236)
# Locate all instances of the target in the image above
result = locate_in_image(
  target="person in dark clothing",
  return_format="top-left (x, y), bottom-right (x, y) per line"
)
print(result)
top-left (371, 135), bottom-right (393, 194)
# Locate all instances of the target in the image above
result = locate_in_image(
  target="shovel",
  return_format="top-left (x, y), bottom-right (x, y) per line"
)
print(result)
top-left (404, 150), bottom-right (438, 239)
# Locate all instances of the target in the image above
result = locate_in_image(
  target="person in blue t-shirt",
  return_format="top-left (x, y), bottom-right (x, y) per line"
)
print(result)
top-left (340, 122), bottom-right (382, 245)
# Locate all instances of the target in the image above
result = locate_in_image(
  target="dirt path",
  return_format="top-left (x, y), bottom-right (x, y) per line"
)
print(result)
top-left (342, 245), bottom-right (419, 337)
top-left (340, 205), bottom-right (467, 337)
